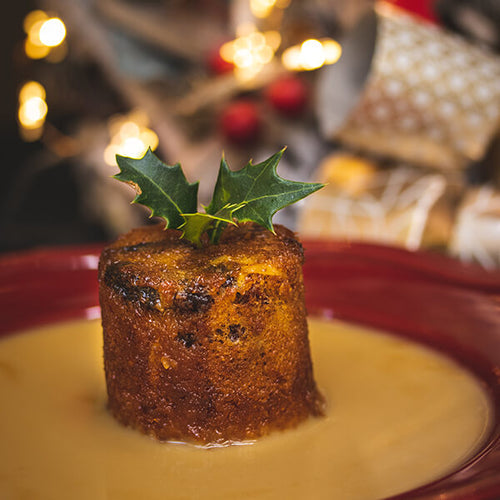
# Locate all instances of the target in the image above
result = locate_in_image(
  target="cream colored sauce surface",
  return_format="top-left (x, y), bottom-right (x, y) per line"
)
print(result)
top-left (0, 319), bottom-right (492, 500)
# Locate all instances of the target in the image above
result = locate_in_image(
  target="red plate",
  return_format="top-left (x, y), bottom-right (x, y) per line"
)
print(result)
top-left (0, 241), bottom-right (499, 499)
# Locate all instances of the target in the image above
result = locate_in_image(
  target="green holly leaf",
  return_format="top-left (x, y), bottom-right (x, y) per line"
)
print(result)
top-left (115, 148), bottom-right (198, 229)
top-left (113, 147), bottom-right (324, 247)
top-left (180, 203), bottom-right (244, 248)
top-left (206, 149), bottom-right (324, 232)
top-left (179, 213), bottom-right (218, 248)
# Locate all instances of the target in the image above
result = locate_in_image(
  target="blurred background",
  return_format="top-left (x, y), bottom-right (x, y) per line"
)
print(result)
top-left (1, 0), bottom-right (500, 268)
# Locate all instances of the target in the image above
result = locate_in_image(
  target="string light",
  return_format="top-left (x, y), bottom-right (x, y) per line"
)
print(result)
top-left (23, 10), bottom-right (48, 33)
top-left (250, 0), bottom-right (290, 18)
top-left (104, 110), bottom-right (159, 167)
top-left (282, 38), bottom-right (342, 71)
top-left (18, 97), bottom-right (47, 128)
top-left (18, 81), bottom-right (48, 141)
top-left (38, 18), bottom-right (66, 47)
top-left (250, 0), bottom-right (276, 18)
top-left (220, 30), bottom-right (281, 81)
top-left (25, 36), bottom-right (50, 60)
top-left (23, 10), bottom-right (67, 60)
top-left (19, 80), bottom-right (46, 103)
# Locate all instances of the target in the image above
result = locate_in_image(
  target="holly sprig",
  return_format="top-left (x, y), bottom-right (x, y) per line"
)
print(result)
top-left (115, 148), bottom-right (324, 247)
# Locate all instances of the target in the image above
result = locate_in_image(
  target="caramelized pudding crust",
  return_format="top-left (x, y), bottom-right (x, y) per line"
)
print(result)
top-left (98, 222), bottom-right (323, 445)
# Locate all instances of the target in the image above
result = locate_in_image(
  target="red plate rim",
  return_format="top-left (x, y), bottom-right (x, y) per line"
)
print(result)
top-left (0, 239), bottom-right (499, 499)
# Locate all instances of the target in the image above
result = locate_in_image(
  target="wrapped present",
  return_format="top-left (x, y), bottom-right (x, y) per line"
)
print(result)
top-left (316, 2), bottom-right (500, 171)
top-left (297, 153), bottom-right (459, 250)
top-left (450, 186), bottom-right (500, 269)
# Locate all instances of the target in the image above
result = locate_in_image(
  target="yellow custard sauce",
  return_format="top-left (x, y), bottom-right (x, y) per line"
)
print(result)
top-left (0, 318), bottom-right (492, 500)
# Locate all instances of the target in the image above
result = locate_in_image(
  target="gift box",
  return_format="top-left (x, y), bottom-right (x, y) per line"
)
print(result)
top-left (316, 2), bottom-right (500, 171)
top-left (298, 152), bottom-right (459, 251)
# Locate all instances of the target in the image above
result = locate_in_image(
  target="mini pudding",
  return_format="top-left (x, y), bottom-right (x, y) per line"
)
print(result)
top-left (0, 318), bottom-right (492, 500)
top-left (98, 223), bottom-right (323, 444)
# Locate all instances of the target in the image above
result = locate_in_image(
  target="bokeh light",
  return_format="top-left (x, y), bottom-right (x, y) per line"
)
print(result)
top-left (104, 111), bottom-right (159, 166)
top-left (282, 38), bottom-right (342, 71)
top-left (18, 81), bottom-right (48, 141)
top-left (23, 10), bottom-right (67, 60)
top-left (18, 81), bottom-right (46, 103)
top-left (24, 38), bottom-right (50, 59)
top-left (39, 18), bottom-right (66, 47)
top-left (300, 39), bottom-right (325, 70)
top-left (23, 10), bottom-right (48, 34)
top-left (18, 97), bottom-right (48, 129)
top-left (250, 0), bottom-right (291, 18)
top-left (220, 30), bottom-right (281, 81)
top-left (250, 0), bottom-right (276, 18)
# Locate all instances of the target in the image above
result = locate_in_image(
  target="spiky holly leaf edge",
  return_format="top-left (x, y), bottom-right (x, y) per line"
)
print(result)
top-left (114, 148), bottom-right (324, 247)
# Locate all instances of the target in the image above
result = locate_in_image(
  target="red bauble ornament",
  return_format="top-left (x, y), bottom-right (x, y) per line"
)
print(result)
top-left (265, 75), bottom-right (308, 116)
top-left (219, 100), bottom-right (260, 144)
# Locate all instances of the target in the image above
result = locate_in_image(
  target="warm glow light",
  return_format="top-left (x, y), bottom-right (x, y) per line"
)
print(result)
top-left (236, 22), bottom-right (257, 38)
top-left (140, 129), bottom-right (159, 151)
top-left (119, 121), bottom-right (140, 140)
top-left (281, 38), bottom-right (342, 71)
top-left (25, 37), bottom-right (49, 59)
top-left (234, 65), bottom-right (262, 82)
top-left (250, 0), bottom-right (290, 17)
top-left (23, 10), bottom-right (67, 59)
top-left (105, 111), bottom-right (159, 166)
top-left (19, 81), bottom-right (46, 102)
top-left (250, 0), bottom-right (276, 18)
top-left (23, 10), bottom-right (48, 34)
top-left (220, 42), bottom-right (235, 63)
top-left (300, 39), bottom-right (325, 70)
top-left (18, 80), bottom-right (48, 140)
top-left (219, 30), bottom-right (281, 81)
top-left (121, 136), bottom-right (147, 158)
top-left (39, 18), bottom-right (66, 47)
top-left (255, 44), bottom-right (274, 64)
top-left (28, 20), bottom-right (46, 47)
top-left (322, 39), bottom-right (342, 64)
top-left (281, 46), bottom-right (300, 71)
top-left (249, 31), bottom-right (266, 48)
top-left (18, 97), bottom-right (48, 129)
top-left (234, 49), bottom-right (253, 68)
top-left (264, 31), bottom-right (281, 51)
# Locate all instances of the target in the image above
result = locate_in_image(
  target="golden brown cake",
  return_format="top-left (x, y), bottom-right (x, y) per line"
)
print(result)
top-left (98, 222), bottom-right (323, 445)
